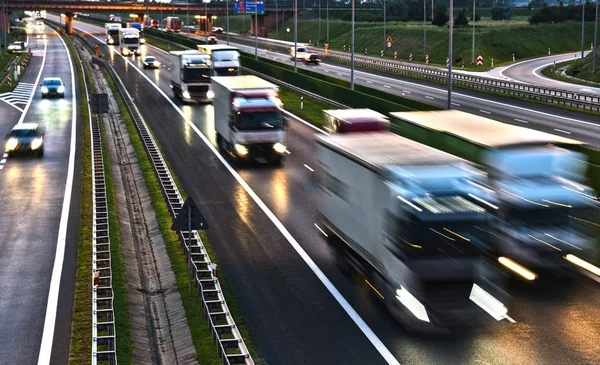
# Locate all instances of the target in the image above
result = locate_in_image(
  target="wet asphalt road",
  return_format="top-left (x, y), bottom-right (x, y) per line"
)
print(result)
top-left (66, 17), bottom-right (600, 365)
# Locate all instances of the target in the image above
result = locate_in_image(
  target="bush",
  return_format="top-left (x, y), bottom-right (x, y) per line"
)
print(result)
top-left (432, 2), bottom-right (449, 27)
top-left (491, 6), bottom-right (512, 21)
top-left (454, 10), bottom-right (470, 27)
top-left (529, 3), bottom-right (595, 25)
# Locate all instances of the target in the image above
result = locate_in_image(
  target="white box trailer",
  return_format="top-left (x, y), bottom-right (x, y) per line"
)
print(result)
top-left (212, 75), bottom-right (286, 165)
top-left (316, 132), bottom-right (509, 332)
top-left (118, 28), bottom-right (140, 56)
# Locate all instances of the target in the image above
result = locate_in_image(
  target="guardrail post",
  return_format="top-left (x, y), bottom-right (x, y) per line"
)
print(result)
top-left (491, 58), bottom-right (494, 67)
top-left (300, 96), bottom-right (304, 110)
top-left (13, 69), bottom-right (17, 82)
top-left (513, 53), bottom-right (515, 62)
top-left (548, 47), bottom-right (551, 55)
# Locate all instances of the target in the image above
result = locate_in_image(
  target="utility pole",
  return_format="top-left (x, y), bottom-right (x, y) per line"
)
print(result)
top-left (319, 0), bottom-right (321, 44)
top-left (448, 0), bottom-right (454, 109)
top-left (294, 0), bottom-right (298, 72)
top-left (594, 0), bottom-right (598, 72)
top-left (227, 0), bottom-right (230, 45)
top-left (327, 0), bottom-right (329, 42)
top-left (383, 0), bottom-right (386, 52)
top-left (424, 0), bottom-right (427, 56)
top-left (254, 0), bottom-right (258, 60)
top-left (351, 0), bottom-right (355, 89)
top-left (582, 0), bottom-right (586, 58)
top-left (472, 0), bottom-right (476, 63)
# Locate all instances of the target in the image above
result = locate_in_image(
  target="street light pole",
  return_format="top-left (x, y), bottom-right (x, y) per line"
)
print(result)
top-left (276, 0), bottom-right (278, 35)
top-left (472, 0), bottom-right (475, 63)
top-left (187, 0), bottom-right (190, 38)
top-left (319, 0), bottom-right (321, 45)
top-left (294, 0), bottom-right (298, 72)
top-left (227, 0), bottom-right (230, 45)
top-left (327, 0), bottom-right (329, 42)
top-left (255, 0), bottom-right (258, 60)
top-left (424, 0), bottom-right (427, 56)
top-left (351, 0), bottom-right (355, 90)
top-left (594, 0), bottom-right (598, 72)
top-left (383, 0), bottom-right (386, 52)
top-left (205, 1), bottom-right (208, 34)
top-left (581, 0), bottom-right (586, 58)
top-left (448, 0), bottom-right (453, 109)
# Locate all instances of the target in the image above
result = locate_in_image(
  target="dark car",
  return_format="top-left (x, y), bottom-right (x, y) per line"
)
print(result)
top-left (41, 77), bottom-right (65, 98)
top-left (5, 123), bottom-right (44, 157)
top-left (304, 54), bottom-right (321, 64)
top-left (142, 56), bottom-right (160, 69)
top-left (207, 36), bottom-right (218, 44)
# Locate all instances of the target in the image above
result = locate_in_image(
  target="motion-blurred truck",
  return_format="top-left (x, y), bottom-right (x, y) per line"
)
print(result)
top-left (127, 22), bottom-right (145, 43)
top-left (105, 23), bottom-right (121, 45)
top-left (197, 44), bottom-right (241, 76)
top-left (169, 50), bottom-right (212, 103)
top-left (212, 75), bottom-right (286, 165)
top-left (390, 110), bottom-right (600, 279)
top-left (118, 28), bottom-right (140, 56)
top-left (164, 17), bottom-right (181, 32)
top-left (315, 132), bottom-right (508, 332)
top-left (323, 108), bottom-right (390, 133)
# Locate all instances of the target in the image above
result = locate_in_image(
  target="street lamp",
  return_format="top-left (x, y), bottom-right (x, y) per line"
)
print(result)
top-left (294, 0), bottom-right (298, 72)
top-left (383, 0), bottom-right (386, 52)
top-left (327, 0), bottom-right (329, 42)
top-left (472, 0), bottom-right (475, 63)
top-left (581, 0), bottom-right (585, 58)
top-left (424, 0), bottom-right (427, 56)
top-left (319, 0), bottom-right (321, 45)
top-left (254, 0), bottom-right (259, 60)
top-left (227, 0), bottom-right (230, 45)
top-left (203, 0), bottom-right (210, 34)
top-left (351, 0), bottom-right (355, 89)
top-left (448, 0), bottom-right (454, 109)
top-left (594, 0), bottom-right (598, 72)
top-left (187, 0), bottom-right (190, 39)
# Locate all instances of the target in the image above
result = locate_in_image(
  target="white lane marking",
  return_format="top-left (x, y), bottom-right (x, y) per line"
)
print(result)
top-left (554, 128), bottom-right (571, 135)
top-left (367, 80), bottom-right (373, 84)
top-left (283, 110), bottom-right (326, 135)
top-left (336, 72), bottom-right (342, 76)
top-left (324, 70), bottom-right (330, 73)
top-left (425, 96), bottom-right (434, 100)
top-left (383, 85), bottom-right (391, 89)
top-left (451, 102), bottom-right (461, 107)
top-left (0, 165), bottom-right (4, 170)
top-left (0, 99), bottom-right (24, 112)
top-left (37, 28), bottom-right (77, 365)
top-left (479, 110), bottom-right (491, 114)
top-left (514, 118), bottom-right (529, 124)
top-left (285, 150), bottom-right (291, 154)
top-left (0, 159), bottom-right (6, 164)
top-left (77, 25), bottom-right (401, 365)
top-left (304, 164), bottom-right (315, 172)
top-left (505, 315), bottom-right (517, 323)
top-left (2, 153), bottom-right (7, 158)
top-left (18, 42), bottom-right (48, 125)
top-left (402, 90), bottom-right (411, 94)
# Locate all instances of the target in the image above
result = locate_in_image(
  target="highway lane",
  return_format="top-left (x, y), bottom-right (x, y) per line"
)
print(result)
top-left (0, 24), bottom-right (80, 365)
top-left (501, 52), bottom-right (600, 94)
top-left (70, 18), bottom-right (600, 365)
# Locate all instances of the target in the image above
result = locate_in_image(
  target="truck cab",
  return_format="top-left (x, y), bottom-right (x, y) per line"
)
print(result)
top-left (197, 45), bottom-right (241, 76)
top-left (169, 51), bottom-right (212, 103)
top-left (105, 23), bottom-right (121, 45)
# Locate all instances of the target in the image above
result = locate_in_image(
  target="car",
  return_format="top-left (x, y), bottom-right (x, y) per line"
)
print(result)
top-left (40, 77), bottom-right (65, 98)
top-left (4, 123), bottom-right (44, 157)
top-left (212, 26), bottom-right (224, 34)
top-left (206, 36), bottom-right (218, 44)
top-left (303, 53), bottom-right (321, 64)
top-left (142, 56), bottom-right (160, 69)
top-left (290, 46), bottom-right (310, 60)
top-left (7, 41), bottom-right (26, 53)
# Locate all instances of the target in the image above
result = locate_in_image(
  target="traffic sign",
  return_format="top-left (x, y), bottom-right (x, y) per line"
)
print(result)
top-left (171, 197), bottom-right (209, 231)
top-left (476, 55), bottom-right (483, 66)
top-left (90, 93), bottom-right (109, 114)
top-left (409, 53), bottom-right (413, 62)
top-left (394, 51), bottom-right (398, 60)
top-left (425, 54), bottom-right (429, 65)
top-left (386, 35), bottom-right (392, 42)
top-left (386, 41), bottom-right (391, 48)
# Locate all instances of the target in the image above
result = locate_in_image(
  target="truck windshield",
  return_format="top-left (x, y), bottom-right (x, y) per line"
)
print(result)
top-left (123, 37), bottom-right (138, 44)
top-left (236, 111), bottom-right (282, 131)
top-left (182, 68), bottom-right (210, 83)
top-left (212, 50), bottom-right (240, 62)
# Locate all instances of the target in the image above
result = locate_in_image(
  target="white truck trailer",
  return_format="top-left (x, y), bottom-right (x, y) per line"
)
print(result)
top-left (322, 108), bottom-right (390, 134)
top-left (169, 50), bottom-right (212, 103)
top-left (316, 132), bottom-right (509, 332)
top-left (105, 23), bottom-right (121, 45)
top-left (118, 28), bottom-right (140, 56)
top-left (212, 75), bottom-right (286, 165)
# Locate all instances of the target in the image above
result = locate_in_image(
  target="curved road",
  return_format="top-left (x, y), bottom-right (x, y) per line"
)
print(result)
top-left (0, 21), bottom-right (80, 365)
top-left (65, 16), bottom-right (600, 365)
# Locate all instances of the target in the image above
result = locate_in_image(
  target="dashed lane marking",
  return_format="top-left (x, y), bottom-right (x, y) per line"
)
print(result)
top-left (554, 128), bottom-right (571, 134)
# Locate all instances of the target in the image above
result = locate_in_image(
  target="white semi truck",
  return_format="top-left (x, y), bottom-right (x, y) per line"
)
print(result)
top-left (169, 50), bottom-right (212, 103)
top-left (212, 75), bottom-right (286, 164)
top-left (105, 23), bottom-right (121, 45)
top-left (118, 28), bottom-right (140, 56)
top-left (390, 110), bottom-right (600, 278)
top-left (197, 44), bottom-right (241, 76)
top-left (315, 132), bottom-right (509, 332)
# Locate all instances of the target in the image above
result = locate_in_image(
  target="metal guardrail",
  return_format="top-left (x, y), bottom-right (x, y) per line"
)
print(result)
top-left (316, 49), bottom-right (600, 112)
top-left (0, 57), bottom-right (18, 86)
top-left (86, 62), bottom-right (117, 365)
top-left (92, 55), bottom-right (254, 365)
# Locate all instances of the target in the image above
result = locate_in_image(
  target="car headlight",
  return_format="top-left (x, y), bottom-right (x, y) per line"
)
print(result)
top-left (395, 286), bottom-right (430, 322)
top-left (234, 144), bottom-right (248, 156)
top-left (57, 85), bottom-right (65, 93)
top-left (273, 142), bottom-right (286, 154)
top-left (206, 90), bottom-right (214, 99)
top-left (182, 91), bottom-right (191, 99)
top-left (6, 138), bottom-right (18, 151)
top-left (41, 86), bottom-right (48, 94)
top-left (31, 138), bottom-right (43, 150)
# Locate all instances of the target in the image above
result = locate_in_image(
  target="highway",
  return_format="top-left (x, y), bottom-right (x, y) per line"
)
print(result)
top-left (0, 22), bottom-right (80, 365)
top-left (64, 16), bottom-right (600, 365)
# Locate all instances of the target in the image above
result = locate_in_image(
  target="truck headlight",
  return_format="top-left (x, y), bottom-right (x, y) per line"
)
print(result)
top-left (206, 90), bottom-right (214, 99)
top-left (140, 38), bottom-right (146, 43)
top-left (234, 144), bottom-right (248, 156)
top-left (108, 38), bottom-right (114, 45)
top-left (57, 85), bottom-right (65, 93)
top-left (6, 138), bottom-right (18, 152)
top-left (31, 138), bottom-right (43, 150)
top-left (41, 86), bottom-right (48, 94)
top-left (123, 48), bottom-right (129, 56)
top-left (395, 286), bottom-right (430, 323)
top-left (273, 142), bottom-right (286, 154)
top-left (182, 91), bottom-right (191, 100)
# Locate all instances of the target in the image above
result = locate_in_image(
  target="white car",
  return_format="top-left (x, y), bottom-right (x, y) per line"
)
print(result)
top-left (290, 46), bottom-right (310, 60)
top-left (7, 41), bottom-right (26, 53)
top-left (212, 26), bottom-right (224, 33)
